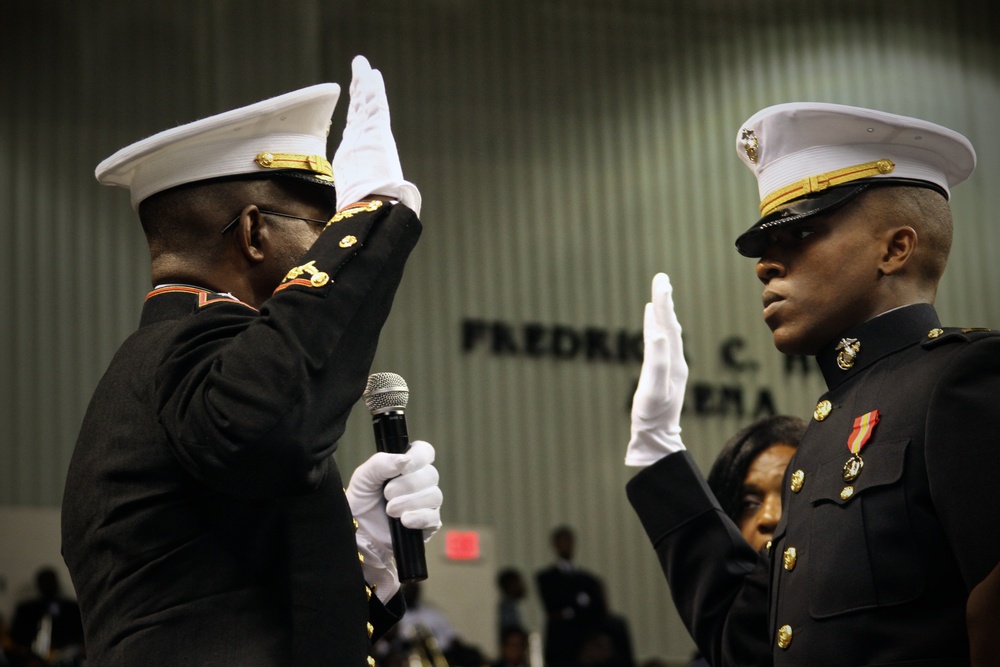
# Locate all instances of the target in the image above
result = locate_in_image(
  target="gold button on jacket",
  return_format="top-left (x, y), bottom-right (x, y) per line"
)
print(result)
top-left (777, 625), bottom-right (793, 649)
top-left (790, 469), bottom-right (805, 493)
top-left (783, 547), bottom-right (797, 571)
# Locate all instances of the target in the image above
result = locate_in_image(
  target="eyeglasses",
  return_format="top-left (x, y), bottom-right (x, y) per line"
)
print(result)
top-left (220, 209), bottom-right (331, 235)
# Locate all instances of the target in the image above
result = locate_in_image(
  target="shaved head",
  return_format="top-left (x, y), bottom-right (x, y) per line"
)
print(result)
top-left (864, 185), bottom-right (953, 287)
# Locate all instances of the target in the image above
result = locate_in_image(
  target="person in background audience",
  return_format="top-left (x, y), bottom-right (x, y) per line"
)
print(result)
top-left (9, 568), bottom-right (84, 666)
top-left (536, 526), bottom-right (607, 667)
top-left (536, 526), bottom-right (635, 667)
top-left (706, 415), bottom-right (805, 553)
top-left (497, 567), bottom-right (528, 639)
top-left (493, 626), bottom-right (529, 667)
top-left (397, 582), bottom-right (487, 666)
top-left (686, 415), bottom-right (806, 666)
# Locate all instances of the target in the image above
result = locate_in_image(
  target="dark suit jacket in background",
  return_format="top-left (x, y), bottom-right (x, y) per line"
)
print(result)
top-left (9, 595), bottom-right (84, 654)
top-left (628, 304), bottom-right (1000, 667)
top-left (62, 202), bottom-right (420, 666)
top-left (536, 563), bottom-right (608, 666)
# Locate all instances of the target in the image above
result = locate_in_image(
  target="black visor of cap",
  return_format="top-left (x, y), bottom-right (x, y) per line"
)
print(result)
top-left (734, 184), bottom-right (870, 257)
top-left (733, 178), bottom-right (947, 258)
top-left (137, 169), bottom-right (337, 215)
top-left (272, 169), bottom-right (338, 206)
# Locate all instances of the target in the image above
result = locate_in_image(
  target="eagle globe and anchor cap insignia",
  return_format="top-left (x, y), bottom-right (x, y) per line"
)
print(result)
top-left (740, 128), bottom-right (759, 164)
top-left (835, 337), bottom-right (861, 370)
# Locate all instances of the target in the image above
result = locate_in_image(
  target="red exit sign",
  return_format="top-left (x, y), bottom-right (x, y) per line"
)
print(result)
top-left (444, 530), bottom-right (480, 561)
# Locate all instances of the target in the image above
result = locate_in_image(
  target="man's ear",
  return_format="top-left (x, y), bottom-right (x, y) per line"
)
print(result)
top-left (233, 205), bottom-right (266, 263)
top-left (879, 226), bottom-right (917, 276)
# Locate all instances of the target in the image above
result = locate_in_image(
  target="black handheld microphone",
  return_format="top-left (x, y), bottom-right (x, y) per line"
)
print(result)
top-left (362, 372), bottom-right (428, 583)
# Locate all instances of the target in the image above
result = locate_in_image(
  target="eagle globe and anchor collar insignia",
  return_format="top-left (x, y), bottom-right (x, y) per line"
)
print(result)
top-left (835, 337), bottom-right (861, 370)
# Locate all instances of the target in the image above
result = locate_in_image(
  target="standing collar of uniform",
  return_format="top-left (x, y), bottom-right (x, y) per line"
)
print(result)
top-left (139, 284), bottom-right (256, 327)
top-left (815, 303), bottom-right (940, 390)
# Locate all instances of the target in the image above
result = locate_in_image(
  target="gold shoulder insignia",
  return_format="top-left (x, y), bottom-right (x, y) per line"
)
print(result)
top-left (276, 259), bottom-right (330, 292)
top-left (326, 200), bottom-right (384, 227)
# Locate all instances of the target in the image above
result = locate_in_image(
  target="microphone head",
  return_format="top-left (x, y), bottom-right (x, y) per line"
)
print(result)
top-left (363, 372), bottom-right (409, 414)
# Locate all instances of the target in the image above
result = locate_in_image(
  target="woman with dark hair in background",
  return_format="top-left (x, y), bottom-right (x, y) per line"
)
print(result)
top-left (684, 415), bottom-right (805, 667)
top-left (706, 415), bottom-right (806, 552)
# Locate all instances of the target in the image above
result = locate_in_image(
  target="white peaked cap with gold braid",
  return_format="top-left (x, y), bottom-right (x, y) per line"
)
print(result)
top-left (732, 102), bottom-right (977, 257)
top-left (96, 83), bottom-right (341, 210)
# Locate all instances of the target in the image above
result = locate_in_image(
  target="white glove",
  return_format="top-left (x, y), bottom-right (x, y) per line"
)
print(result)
top-left (625, 273), bottom-right (688, 466)
top-left (346, 440), bottom-right (442, 603)
top-left (333, 55), bottom-right (421, 216)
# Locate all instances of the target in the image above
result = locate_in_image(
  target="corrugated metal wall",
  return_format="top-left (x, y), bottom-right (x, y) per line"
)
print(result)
top-left (2, 0), bottom-right (998, 662)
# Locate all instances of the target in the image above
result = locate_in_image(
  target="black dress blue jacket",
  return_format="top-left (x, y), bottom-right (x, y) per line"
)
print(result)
top-left (628, 304), bottom-right (1000, 667)
top-left (63, 201), bottom-right (420, 666)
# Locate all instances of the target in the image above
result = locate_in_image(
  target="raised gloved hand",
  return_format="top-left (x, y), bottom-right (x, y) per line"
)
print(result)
top-left (333, 55), bottom-right (421, 216)
top-left (346, 440), bottom-right (442, 603)
top-left (625, 273), bottom-right (688, 466)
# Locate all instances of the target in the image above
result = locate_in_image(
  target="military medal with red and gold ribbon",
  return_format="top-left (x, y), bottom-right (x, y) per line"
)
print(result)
top-left (843, 410), bottom-right (880, 482)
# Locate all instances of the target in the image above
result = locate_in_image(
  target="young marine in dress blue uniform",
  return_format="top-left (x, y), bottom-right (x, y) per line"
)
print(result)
top-left (625, 103), bottom-right (1000, 666)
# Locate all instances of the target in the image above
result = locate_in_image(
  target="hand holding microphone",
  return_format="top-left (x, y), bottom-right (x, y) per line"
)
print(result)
top-left (347, 372), bottom-right (441, 603)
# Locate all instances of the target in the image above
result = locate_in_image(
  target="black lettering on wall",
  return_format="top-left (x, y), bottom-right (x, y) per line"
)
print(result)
top-left (753, 389), bottom-right (777, 417)
top-left (720, 337), bottom-right (759, 372)
top-left (584, 328), bottom-right (613, 361)
top-left (460, 319), bottom-right (643, 364)
top-left (784, 354), bottom-right (811, 375)
top-left (551, 326), bottom-right (581, 359)
top-left (461, 319), bottom-right (488, 352)
top-left (524, 323), bottom-right (547, 357)
top-left (491, 322), bottom-right (520, 354)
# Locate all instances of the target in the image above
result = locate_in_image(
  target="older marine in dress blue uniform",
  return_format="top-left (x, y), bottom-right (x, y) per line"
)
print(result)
top-left (62, 57), bottom-right (443, 667)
